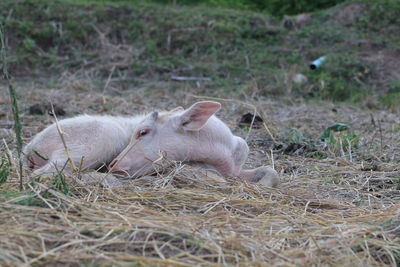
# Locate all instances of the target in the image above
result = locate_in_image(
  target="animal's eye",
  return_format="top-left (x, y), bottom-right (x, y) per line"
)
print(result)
top-left (137, 129), bottom-right (149, 139)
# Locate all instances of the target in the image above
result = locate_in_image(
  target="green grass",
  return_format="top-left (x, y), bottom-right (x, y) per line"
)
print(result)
top-left (1, 0), bottom-right (400, 103)
top-left (0, 190), bottom-right (47, 207)
top-left (70, 0), bottom-right (348, 17)
top-left (0, 158), bottom-right (10, 186)
top-left (1, 23), bottom-right (23, 190)
top-left (381, 81), bottom-right (400, 110)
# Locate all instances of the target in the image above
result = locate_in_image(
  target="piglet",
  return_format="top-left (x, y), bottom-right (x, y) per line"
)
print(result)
top-left (24, 101), bottom-right (279, 187)
top-left (109, 101), bottom-right (279, 187)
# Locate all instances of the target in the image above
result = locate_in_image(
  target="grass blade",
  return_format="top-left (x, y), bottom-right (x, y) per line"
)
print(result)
top-left (0, 23), bottom-right (24, 190)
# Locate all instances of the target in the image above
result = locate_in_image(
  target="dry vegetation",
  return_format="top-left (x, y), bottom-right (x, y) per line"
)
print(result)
top-left (1, 80), bottom-right (400, 266)
top-left (1, 0), bottom-right (400, 266)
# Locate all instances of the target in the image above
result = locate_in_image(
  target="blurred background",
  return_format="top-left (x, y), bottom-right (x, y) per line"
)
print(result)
top-left (1, 0), bottom-right (399, 108)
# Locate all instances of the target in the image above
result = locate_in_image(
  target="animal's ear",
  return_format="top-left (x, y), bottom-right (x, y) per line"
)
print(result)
top-left (179, 101), bottom-right (221, 131)
top-left (149, 111), bottom-right (158, 122)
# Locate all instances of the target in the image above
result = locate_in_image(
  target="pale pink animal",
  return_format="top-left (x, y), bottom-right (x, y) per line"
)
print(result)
top-left (24, 101), bottom-right (279, 187)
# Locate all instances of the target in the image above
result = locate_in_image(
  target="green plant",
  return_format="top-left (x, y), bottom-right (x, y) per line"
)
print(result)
top-left (0, 23), bottom-right (24, 190)
top-left (321, 123), bottom-right (359, 155)
top-left (261, 0), bottom-right (346, 16)
top-left (286, 128), bottom-right (307, 144)
top-left (0, 158), bottom-right (10, 186)
top-left (381, 81), bottom-right (400, 109)
top-left (150, 0), bottom-right (346, 16)
top-left (52, 172), bottom-right (69, 195)
top-left (17, 193), bottom-right (48, 207)
top-left (328, 133), bottom-right (359, 153)
top-left (356, 0), bottom-right (400, 32)
top-left (22, 38), bottom-right (37, 53)
top-left (0, 0), bottom-right (397, 104)
top-left (308, 55), bottom-right (372, 101)
top-left (321, 123), bottom-right (350, 140)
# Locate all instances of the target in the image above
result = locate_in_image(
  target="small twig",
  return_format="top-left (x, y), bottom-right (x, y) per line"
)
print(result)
top-left (23, 239), bottom-right (87, 267)
top-left (102, 65), bottom-right (116, 104)
top-left (50, 103), bottom-right (76, 172)
top-left (347, 138), bottom-right (353, 162)
top-left (244, 55), bottom-right (250, 70)
top-left (270, 149), bottom-right (275, 170)
top-left (167, 32), bottom-right (171, 51)
top-left (107, 139), bottom-right (140, 174)
top-left (171, 76), bottom-right (211, 81)
top-left (378, 119), bottom-right (383, 155)
top-left (202, 197), bottom-right (226, 215)
top-left (339, 137), bottom-right (345, 158)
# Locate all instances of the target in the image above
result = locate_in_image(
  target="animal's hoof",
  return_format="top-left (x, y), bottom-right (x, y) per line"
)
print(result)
top-left (77, 173), bottom-right (126, 188)
top-left (254, 166), bottom-right (279, 188)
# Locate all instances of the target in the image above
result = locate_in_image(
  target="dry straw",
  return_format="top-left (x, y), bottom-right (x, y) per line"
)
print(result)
top-left (1, 86), bottom-right (400, 266)
top-left (1, 154), bottom-right (399, 266)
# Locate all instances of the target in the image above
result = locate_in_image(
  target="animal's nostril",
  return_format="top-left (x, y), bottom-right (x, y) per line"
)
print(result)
top-left (108, 160), bottom-right (129, 176)
top-left (28, 155), bottom-right (35, 169)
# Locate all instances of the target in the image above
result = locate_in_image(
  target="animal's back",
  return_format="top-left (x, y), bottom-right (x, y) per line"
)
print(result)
top-left (24, 115), bottom-right (138, 171)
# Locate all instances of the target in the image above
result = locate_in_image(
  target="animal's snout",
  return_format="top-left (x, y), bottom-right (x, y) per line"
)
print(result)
top-left (108, 159), bottom-right (129, 177)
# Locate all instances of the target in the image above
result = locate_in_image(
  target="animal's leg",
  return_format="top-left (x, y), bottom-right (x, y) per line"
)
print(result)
top-left (31, 162), bottom-right (65, 177)
top-left (231, 137), bottom-right (250, 175)
top-left (31, 148), bottom-right (83, 177)
top-left (239, 166), bottom-right (279, 187)
top-left (231, 137), bottom-right (279, 187)
top-left (76, 172), bottom-right (126, 188)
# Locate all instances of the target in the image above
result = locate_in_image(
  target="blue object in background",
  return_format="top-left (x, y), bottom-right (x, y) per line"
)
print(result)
top-left (310, 56), bottom-right (326, 70)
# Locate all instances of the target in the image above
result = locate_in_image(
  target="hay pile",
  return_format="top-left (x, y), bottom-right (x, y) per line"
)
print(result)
top-left (1, 85), bottom-right (400, 266)
top-left (1, 160), bottom-right (399, 266)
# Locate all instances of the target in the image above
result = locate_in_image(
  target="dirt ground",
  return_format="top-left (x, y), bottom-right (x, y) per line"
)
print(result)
top-left (1, 77), bottom-right (399, 266)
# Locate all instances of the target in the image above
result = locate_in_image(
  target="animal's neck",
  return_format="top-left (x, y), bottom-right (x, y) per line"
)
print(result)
top-left (115, 116), bottom-right (146, 133)
top-left (183, 142), bottom-right (234, 177)
top-left (176, 121), bottom-right (236, 177)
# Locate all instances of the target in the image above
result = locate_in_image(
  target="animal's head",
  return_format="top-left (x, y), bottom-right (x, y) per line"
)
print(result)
top-left (109, 101), bottom-right (221, 177)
